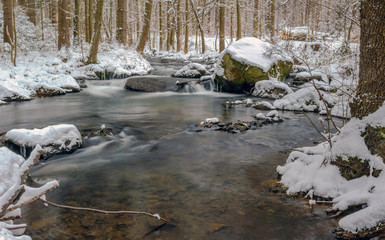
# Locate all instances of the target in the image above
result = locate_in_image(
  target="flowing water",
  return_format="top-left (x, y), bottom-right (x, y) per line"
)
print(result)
top-left (0, 59), bottom-right (338, 239)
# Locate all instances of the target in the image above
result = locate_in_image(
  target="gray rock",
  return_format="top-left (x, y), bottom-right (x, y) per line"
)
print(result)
top-left (125, 76), bottom-right (168, 92)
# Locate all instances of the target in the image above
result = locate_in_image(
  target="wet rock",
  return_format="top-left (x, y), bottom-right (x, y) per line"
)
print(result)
top-left (125, 76), bottom-right (167, 92)
top-left (3, 124), bottom-right (82, 159)
top-left (80, 125), bottom-right (121, 138)
top-left (363, 126), bottom-right (385, 160)
top-left (34, 86), bottom-right (66, 96)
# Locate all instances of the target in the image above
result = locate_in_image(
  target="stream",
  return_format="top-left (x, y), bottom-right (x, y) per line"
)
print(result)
top-left (0, 59), bottom-right (338, 239)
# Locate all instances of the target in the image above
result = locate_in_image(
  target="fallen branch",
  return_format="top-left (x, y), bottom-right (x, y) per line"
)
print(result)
top-left (39, 198), bottom-right (168, 223)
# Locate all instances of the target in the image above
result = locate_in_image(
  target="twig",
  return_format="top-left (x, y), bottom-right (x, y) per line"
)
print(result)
top-left (329, 210), bottom-right (343, 218)
top-left (39, 198), bottom-right (168, 223)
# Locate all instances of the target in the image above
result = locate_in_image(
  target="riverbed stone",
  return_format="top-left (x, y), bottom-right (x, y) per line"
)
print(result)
top-left (172, 63), bottom-right (209, 78)
top-left (125, 76), bottom-right (168, 92)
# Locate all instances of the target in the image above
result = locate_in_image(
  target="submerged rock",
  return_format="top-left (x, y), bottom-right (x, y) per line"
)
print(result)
top-left (3, 124), bottom-right (82, 159)
top-left (214, 37), bottom-right (293, 93)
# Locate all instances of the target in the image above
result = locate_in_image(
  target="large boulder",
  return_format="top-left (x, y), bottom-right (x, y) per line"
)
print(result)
top-left (4, 124), bottom-right (82, 159)
top-left (214, 37), bottom-right (293, 93)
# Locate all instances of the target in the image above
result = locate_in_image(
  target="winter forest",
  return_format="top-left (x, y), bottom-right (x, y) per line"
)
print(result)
top-left (0, 0), bottom-right (384, 239)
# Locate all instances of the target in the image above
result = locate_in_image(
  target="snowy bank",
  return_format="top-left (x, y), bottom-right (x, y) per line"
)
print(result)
top-left (0, 146), bottom-right (59, 240)
top-left (277, 104), bottom-right (385, 235)
top-left (5, 124), bottom-right (82, 159)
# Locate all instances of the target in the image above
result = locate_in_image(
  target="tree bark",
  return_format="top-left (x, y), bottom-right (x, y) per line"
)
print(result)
top-left (236, 0), bottom-right (241, 40)
top-left (176, 0), bottom-right (182, 52)
top-left (253, 0), bottom-right (259, 38)
top-left (136, 0), bottom-right (153, 54)
top-left (219, 0), bottom-right (225, 52)
top-left (58, 0), bottom-right (71, 50)
top-left (270, 0), bottom-right (275, 42)
top-left (117, 0), bottom-right (128, 45)
top-left (3, 0), bottom-right (14, 44)
top-left (159, 1), bottom-right (164, 50)
top-left (27, 0), bottom-right (37, 25)
top-left (50, 0), bottom-right (58, 24)
top-left (183, 0), bottom-right (189, 53)
top-left (86, 0), bottom-right (104, 64)
top-left (350, 0), bottom-right (385, 119)
top-left (85, 0), bottom-right (94, 43)
top-left (73, 0), bottom-right (80, 44)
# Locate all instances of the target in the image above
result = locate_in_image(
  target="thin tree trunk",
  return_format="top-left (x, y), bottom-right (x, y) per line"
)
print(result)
top-left (86, 0), bottom-right (104, 64)
top-left (219, 0), bottom-right (225, 52)
top-left (86, 0), bottom-right (94, 43)
top-left (117, 0), bottom-right (128, 45)
top-left (253, 0), bottom-right (259, 38)
top-left (3, 0), bottom-right (14, 44)
top-left (230, 0), bottom-right (233, 42)
top-left (189, 0), bottom-right (205, 53)
top-left (236, 0), bottom-right (241, 40)
top-left (350, 0), bottom-right (385, 118)
top-left (159, 1), bottom-right (164, 50)
top-left (136, 0), bottom-right (153, 54)
top-left (270, 0), bottom-right (275, 42)
top-left (27, 0), bottom-right (37, 25)
top-left (50, 0), bottom-right (58, 24)
top-left (183, 0), bottom-right (189, 53)
top-left (176, 0), bottom-right (182, 51)
top-left (166, 0), bottom-right (171, 51)
top-left (73, 0), bottom-right (80, 44)
top-left (58, 0), bottom-right (71, 50)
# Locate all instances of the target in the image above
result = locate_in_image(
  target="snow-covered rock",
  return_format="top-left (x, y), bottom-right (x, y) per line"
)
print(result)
top-left (252, 80), bottom-right (293, 99)
top-left (172, 63), bottom-right (209, 78)
top-left (4, 124), bottom-right (82, 159)
top-left (214, 37), bottom-right (293, 93)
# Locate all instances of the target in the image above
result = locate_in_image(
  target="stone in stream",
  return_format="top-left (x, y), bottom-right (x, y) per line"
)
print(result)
top-left (214, 37), bottom-right (293, 93)
top-left (3, 124), bottom-right (82, 159)
top-left (125, 76), bottom-right (169, 92)
top-left (172, 62), bottom-right (210, 78)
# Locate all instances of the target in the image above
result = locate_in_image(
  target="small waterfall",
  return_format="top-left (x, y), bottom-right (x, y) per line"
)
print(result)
top-left (177, 78), bottom-right (214, 93)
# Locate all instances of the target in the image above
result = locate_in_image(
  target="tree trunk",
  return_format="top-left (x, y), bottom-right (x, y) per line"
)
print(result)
top-left (176, 0), bottom-right (182, 52)
top-left (86, 0), bottom-right (94, 43)
top-left (117, 0), bottom-right (128, 45)
top-left (3, 0), bottom-right (14, 44)
top-left (270, 0), bottom-right (275, 42)
top-left (136, 0), bottom-right (153, 54)
top-left (58, 0), bottom-right (71, 50)
top-left (230, 0), bottom-right (233, 42)
top-left (253, 0), bottom-right (259, 38)
top-left (73, 0), bottom-right (80, 44)
top-left (86, 0), bottom-right (104, 64)
top-left (50, 0), bottom-right (58, 24)
top-left (189, 0), bottom-right (205, 53)
top-left (236, 0), bottom-right (241, 40)
top-left (166, 0), bottom-right (171, 51)
top-left (27, 0), bottom-right (37, 25)
top-left (219, 0), bottom-right (225, 52)
top-left (159, 1), bottom-right (164, 50)
top-left (350, 0), bottom-right (385, 119)
top-left (183, 0), bottom-right (189, 53)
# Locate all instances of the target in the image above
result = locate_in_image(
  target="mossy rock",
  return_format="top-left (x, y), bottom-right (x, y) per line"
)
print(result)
top-left (95, 69), bottom-right (115, 80)
top-left (363, 126), bottom-right (385, 160)
top-left (332, 156), bottom-right (381, 180)
top-left (35, 87), bottom-right (66, 96)
top-left (214, 53), bottom-right (293, 93)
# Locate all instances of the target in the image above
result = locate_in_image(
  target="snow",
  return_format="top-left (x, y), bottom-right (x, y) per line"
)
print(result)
top-left (205, 118), bottom-right (220, 124)
top-left (219, 37), bottom-right (276, 72)
top-left (0, 7), bottom-right (152, 103)
top-left (252, 80), bottom-right (293, 99)
top-left (277, 104), bottom-right (385, 233)
top-left (5, 124), bottom-right (82, 157)
top-left (173, 63), bottom-right (208, 78)
top-left (0, 145), bottom-right (59, 239)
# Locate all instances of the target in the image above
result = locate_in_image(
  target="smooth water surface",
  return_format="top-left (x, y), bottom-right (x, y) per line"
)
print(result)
top-left (0, 59), bottom-right (338, 239)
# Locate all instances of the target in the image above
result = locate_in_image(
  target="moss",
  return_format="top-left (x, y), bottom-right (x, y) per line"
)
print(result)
top-left (362, 126), bottom-right (385, 160)
top-left (215, 53), bottom-right (293, 93)
top-left (332, 156), bottom-right (382, 180)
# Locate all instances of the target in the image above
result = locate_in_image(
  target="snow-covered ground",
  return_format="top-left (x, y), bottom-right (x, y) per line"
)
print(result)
top-left (0, 7), bottom-right (152, 103)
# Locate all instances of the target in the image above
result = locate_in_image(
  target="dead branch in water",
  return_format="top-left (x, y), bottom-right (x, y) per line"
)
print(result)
top-left (39, 198), bottom-right (168, 223)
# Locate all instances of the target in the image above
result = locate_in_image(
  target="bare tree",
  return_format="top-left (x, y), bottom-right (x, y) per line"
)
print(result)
top-left (236, 0), bottom-right (241, 40)
top-left (117, 0), bottom-right (128, 45)
top-left (136, 0), bottom-right (154, 54)
top-left (86, 0), bottom-right (105, 64)
top-left (58, 0), bottom-right (71, 50)
top-left (219, 0), bottom-right (225, 52)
